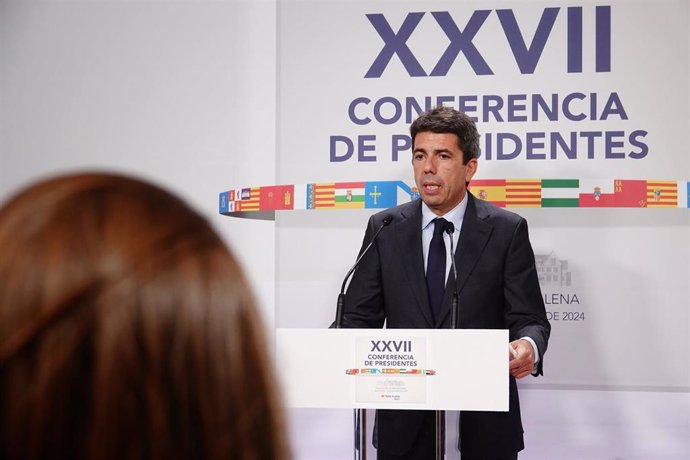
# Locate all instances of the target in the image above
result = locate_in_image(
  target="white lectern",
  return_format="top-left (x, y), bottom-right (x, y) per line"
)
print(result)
top-left (276, 328), bottom-right (509, 458)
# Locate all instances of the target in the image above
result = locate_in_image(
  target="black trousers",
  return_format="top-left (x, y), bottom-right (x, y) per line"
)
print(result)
top-left (376, 412), bottom-right (518, 460)
top-left (376, 412), bottom-right (436, 460)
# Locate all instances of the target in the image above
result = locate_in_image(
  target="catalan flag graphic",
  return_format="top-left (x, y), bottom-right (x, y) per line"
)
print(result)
top-left (646, 181), bottom-right (678, 208)
top-left (307, 183), bottom-right (335, 209)
top-left (237, 187), bottom-right (260, 211)
top-left (469, 179), bottom-right (506, 207)
top-left (541, 179), bottom-right (579, 207)
top-left (334, 182), bottom-right (365, 209)
top-left (506, 180), bottom-right (541, 207)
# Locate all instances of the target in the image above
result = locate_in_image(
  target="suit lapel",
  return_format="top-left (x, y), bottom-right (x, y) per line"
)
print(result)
top-left (396, 202), bottom-right (435, 327)
top-left (435, 194), bottom-right (493, 327)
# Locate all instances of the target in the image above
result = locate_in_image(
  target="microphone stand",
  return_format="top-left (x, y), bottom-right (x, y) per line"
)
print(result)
top-left (436, 221), bottom-right (459, 460)
top-left (446, 221), bottom-right (460, 330)
top-left (335, 216), bottom-right (392, 328)
top-left (334, 215), bottom-right (392, 460)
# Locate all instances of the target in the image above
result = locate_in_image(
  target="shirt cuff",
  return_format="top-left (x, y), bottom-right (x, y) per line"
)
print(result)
top-left (520, 336), bottom-right (539, 365)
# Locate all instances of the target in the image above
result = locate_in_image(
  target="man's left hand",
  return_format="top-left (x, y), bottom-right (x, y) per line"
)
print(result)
top-left (509, 339), bottom-right (535, 379)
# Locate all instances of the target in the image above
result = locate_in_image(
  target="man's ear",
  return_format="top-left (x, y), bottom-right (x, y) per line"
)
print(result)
top-left (465, 158), bottom-right (478, 183)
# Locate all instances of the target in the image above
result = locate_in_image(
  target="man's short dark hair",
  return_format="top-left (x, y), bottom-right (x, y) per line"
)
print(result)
top-left (410, 107), bottom-right (481, 164)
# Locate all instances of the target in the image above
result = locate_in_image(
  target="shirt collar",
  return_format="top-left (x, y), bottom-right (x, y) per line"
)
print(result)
top-left (421, 193), bottom-right (469, 232)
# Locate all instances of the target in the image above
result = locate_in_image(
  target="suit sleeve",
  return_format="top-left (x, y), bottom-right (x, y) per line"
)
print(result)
top-left (503, 217), bottom-right (551, 375)
top-left (339, 215), bottom-right (386, 329)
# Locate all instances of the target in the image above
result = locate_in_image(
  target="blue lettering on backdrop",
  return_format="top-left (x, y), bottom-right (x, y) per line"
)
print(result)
top-left (347, 93), bottom-right (628, 125)
top-left (429, 10), bottom-right (493, 76)
top-left (628, 131), bottom-right (649, 159)
top-left (331, 129), bottom-right (649, 162)
top-left (365, 6), bottom-right (611, 77)
top-left (328, 5), bottom-right (650, 163)
top-left (567, 7), bottom-right (583, 72)
top-left (349, 97), bottom-right (371, 125)
top-left (330, 135), bottom-right (378, 162)
top-left (391, 134), bottom-right (411, 161)
top-left (374, 97), bottom-right (401, 125)
top-left (365, 12), bottom-right (426, 78)
top-left (497, 8), bottom-right (559, 74)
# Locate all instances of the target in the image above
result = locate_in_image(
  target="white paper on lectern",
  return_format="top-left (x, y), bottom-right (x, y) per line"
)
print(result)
top-left (275, 328), bottom-right (509, 411)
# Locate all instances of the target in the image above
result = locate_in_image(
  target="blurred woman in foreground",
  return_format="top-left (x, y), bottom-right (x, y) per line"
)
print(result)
top-left (0, 173), bottom-right (287, 460)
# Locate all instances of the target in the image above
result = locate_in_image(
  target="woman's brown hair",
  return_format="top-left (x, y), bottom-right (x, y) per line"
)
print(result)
top-left (0, 173), bottom-right (287, 460)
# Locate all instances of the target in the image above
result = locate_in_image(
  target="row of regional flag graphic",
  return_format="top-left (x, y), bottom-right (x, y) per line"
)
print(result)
top-left (219, 179), bottom-right (690, 214)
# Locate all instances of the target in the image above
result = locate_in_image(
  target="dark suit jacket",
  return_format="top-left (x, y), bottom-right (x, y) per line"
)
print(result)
top-left (341, 194), bottom-right (550, 457)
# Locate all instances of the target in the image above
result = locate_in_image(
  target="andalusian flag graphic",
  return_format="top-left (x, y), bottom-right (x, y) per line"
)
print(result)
top-left (506, 180), bottom-right (541, 207)
top-left (541, 179), bottom-right (579, 207)
top-left (646, 181), bottom-right (678, 208)
top-left (334, 182), bottom-right (365, 209)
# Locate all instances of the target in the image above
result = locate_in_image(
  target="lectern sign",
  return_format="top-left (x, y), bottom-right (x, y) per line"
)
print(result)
top-left (351, 335), bottom-right (432, 404)
top-left (276, 328), bottom-right (508, 411)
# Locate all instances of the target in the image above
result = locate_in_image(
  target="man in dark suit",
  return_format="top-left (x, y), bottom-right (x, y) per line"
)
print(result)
top-left (340, 107), bottom-right (550, 459)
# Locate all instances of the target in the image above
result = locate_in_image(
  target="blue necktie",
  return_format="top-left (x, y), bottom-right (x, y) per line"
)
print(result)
top-left (426, 218), bottom-right (447, 320)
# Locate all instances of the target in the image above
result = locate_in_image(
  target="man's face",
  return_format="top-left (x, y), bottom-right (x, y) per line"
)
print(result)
top-left (412, 131), bottom-right (477, 216)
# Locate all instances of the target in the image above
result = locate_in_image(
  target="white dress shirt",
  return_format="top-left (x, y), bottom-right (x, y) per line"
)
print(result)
top-left (419, 193), bottom-right (540, 366)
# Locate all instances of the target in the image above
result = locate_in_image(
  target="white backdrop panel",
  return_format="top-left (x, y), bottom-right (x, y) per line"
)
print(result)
top-left (277, 0), bottom-right (689, 391)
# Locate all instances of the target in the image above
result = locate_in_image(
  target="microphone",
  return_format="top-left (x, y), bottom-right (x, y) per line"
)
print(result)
top-left (444, 221), bottom-right (460, 329)
top-left (334, 215), bottom-right (393, 328)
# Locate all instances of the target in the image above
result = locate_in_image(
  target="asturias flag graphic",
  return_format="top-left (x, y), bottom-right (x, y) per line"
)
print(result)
top-left (365, 182), bottom-right (398, 208)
